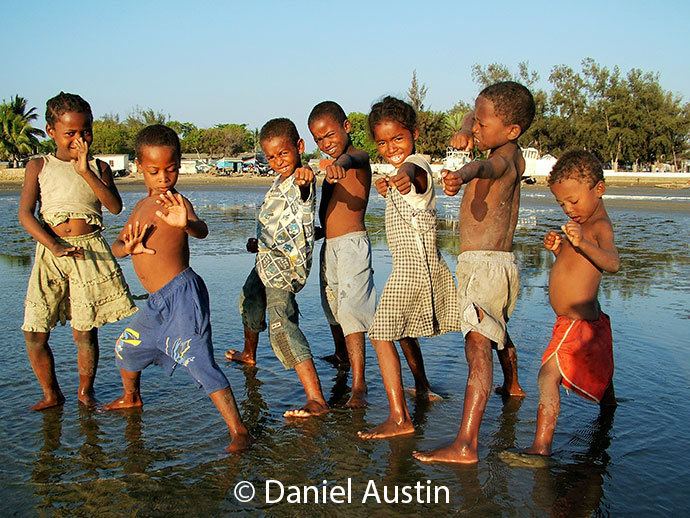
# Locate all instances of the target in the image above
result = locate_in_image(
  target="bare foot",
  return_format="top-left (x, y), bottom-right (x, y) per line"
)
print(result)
top-left (77, 391), bottom-right (98, 409)
top-left (226, 432), bottom-right (252, 454)
top-left (494, 384), bottom-right (526, 397)
top-left (31, 393), bottom-right (65, 411)
top-left (405, 387), bottom-right (443, 402)
top-left (357, 418), bottom-right (414, 440)
top-left (322, 353), bottom-right (349, 369)
top-left (413, 443), bottom-right (478, 464)
top-left (225, 349), bottom-right (256, 366)
top-left (103, 393), bottom-right (143, 410)
top-left (345, 388), bottom-right (368, 408)
top-left (499, 449), bottom-right (553, 468)
top-left (284, 400), bottom-right (329, 418)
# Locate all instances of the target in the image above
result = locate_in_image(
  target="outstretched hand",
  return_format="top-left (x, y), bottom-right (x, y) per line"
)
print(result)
top-left (294, 166), bottom-right (314, 186)
top-left (122, 221), bottom-right (155, 256)
top-left (324, 163), bottom-right (347, 184)
top-left (450, 130), bottom-right (474, 151)
top-left (561, 221), bottom-right (583, 247)
top-left (155, 191), bottom-right (188, 229)
top-left (441, 169), bottom-right (463, 196)
top-left (71, 137), bottom-right (91, 177)
top-left (374, 176), bottom-right (389, 197)
top-left (543, 230), bottom-right (562, 252)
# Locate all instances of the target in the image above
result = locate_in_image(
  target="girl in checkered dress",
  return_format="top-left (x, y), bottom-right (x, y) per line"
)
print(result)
top-left (358, 96), bottom-right (459, 440)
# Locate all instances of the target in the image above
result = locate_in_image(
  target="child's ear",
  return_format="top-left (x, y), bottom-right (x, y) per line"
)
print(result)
top-left (595, 180), bottom-right (606, 197)
top-left (413, 128), bottom-right (419, 141)
top-left (507, 124), bottom-right (521, 141)
top-left (343, 119), bottom-right (352, 133)
top-left (46, 124), bottom-right (55, 138)
top-left (297, 138), bottom-right (305, 154)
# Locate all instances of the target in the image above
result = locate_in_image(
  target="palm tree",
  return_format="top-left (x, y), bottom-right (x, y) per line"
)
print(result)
top-left (0, 95), bottom-right (45, 166)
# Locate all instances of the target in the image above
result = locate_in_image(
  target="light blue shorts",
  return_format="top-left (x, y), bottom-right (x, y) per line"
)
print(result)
top-left (319, 231), bottom-right (376, 336)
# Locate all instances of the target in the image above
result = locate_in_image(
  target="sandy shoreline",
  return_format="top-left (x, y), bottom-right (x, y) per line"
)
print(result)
top-left (1, 168), bottom-right (689, 191)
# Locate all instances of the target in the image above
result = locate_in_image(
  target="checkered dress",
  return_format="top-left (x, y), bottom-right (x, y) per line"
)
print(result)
top-left (369, 186), bottom-right (460, 341)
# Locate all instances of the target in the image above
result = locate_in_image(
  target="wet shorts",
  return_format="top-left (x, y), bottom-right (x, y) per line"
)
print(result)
top-left (456, 250), bottom-right (520, 350)
top-left (319, 231), bottom-right (376, 336)
top-left (239, 267), bottom-right (313, 369)
top-left (115, 268), bottom-right (230, 395)
top-left (542, 312), bottom-right (614, 403)
top-left (22, 230), bottom-right (136, 333)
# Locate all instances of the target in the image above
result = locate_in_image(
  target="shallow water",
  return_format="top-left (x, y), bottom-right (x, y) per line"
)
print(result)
top-left (0, 185), bottom-right (688, 516)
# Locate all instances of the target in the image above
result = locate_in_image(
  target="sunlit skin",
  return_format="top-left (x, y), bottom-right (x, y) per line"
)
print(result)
top-left (309, 113), bottom-right (372, 408)
top-left (18, 109), bottom-right (123, 410)
top-left (357, 119), bottom-right (438, 440)
top-left (103, 143), bottom-right (249, 453)
top-left (226, 135), bottom-right (328, 419)
top-left (522, 176), bottom-right (619, 457)
top-left (414, 95), bottom-right (526, 464)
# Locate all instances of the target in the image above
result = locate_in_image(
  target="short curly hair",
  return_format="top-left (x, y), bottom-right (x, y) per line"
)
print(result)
top-left (368, 96), bottom-right (416, 137)
top-left (259, 118), bottom-right (300, 145)
top-left (45, 92), bottom-right (93, 127)
top-left (135, 124), bottom-right (181, 161)
top-left (548, 149), bottom-right (604, 188)
top-left (308, 101), bottom-right (347, 127)
top-left (479, 81), bottom-right (535, 135)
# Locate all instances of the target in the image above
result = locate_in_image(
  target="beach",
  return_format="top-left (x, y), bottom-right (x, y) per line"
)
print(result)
top-left (0, 184), bottom-right (688, 514)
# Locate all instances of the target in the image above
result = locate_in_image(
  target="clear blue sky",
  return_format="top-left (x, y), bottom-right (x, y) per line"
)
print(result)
top-left (3, 0), bottom-right (689, 149)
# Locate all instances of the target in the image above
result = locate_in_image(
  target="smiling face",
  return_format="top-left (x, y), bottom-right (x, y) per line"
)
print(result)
top-left (137, 145), bottom-right (180, 196)
top-left (261, 136), bottom-right (304, 179)
top-left (46, 111), bottom-right (93, 161)
top-left (372, 119), bottom-right (417, 168)
top-left (308, 115), bottom-right (351, 159)
top-left (472, 95), bottom-right (519, 152)
top-left (550, 178), bottom-right (606, 224)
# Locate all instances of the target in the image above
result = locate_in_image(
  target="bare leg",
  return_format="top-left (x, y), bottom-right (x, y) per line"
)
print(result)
top-left (24, 330), bottom-right (65, 411)
top-left (73, 328), bottom-right (99, 408)
top-left (413, 332), bottom-right (492, 463)
top-left (284, 359), bottom-right (329, 418)
top-left (358, 340), bottom-right (414, 439)
top-left (208, 387), bottom-right (251, 453)
top-left (103, 369), bottom-right (143, 410)
top-left (344, 332), bottom-right (367, 408)
top-left (495, 334), bottom-right (525, 397)
top-left (225, 326), bottom-right (259, 365)
top-left (399, 337), bottom-right (441, 402)
top-left (525, 356), bottom-right (562, 456)
top-left (322, 324), bottom-right (350, 368)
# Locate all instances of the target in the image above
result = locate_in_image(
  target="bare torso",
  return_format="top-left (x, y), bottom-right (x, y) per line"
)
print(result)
top-left (320, 148), bottom-right (372, 239)
top-left (459, 145), bottom-right (523, 252)
top-left (128, 196), bottom-right (190, 293)
top-left (49, 219), bottom-right (99, 237)
top-left (549, 215), bottom-right (610, 321)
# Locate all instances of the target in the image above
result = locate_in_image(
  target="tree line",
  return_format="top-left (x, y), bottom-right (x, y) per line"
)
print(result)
top-left (2, 58), bottom-right (688, 170)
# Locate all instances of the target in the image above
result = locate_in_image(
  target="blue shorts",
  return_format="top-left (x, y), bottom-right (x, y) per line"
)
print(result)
top-left (114, 268), bottom-right (230, 395)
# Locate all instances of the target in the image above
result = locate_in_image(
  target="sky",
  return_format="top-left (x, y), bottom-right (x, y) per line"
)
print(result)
top-left (3, 0), bottom-right (689, 150)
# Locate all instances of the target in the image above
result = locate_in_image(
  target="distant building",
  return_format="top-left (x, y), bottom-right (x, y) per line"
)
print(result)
top-left (94, 154), bottom-right (129, 176)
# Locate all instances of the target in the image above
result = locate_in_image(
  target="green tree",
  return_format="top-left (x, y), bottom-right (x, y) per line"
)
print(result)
top-left (417, 110), bottom-right (451, 159)
top-left (92, 114), bottom-right (132, 155)
top-left (407, 70), bottom-right (428, 112)
top-left (347, 112), bottom-right (378, 161)
top-left (0, 95), bottom-right (45, 163)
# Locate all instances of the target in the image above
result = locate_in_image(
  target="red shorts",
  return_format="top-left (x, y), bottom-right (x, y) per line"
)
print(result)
top-left (542, 313), bottom-right (614, 403)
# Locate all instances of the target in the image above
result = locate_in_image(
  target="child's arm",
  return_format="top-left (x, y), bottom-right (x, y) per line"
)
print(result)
top-left (544, 230), bottom-right (562, 256)
top-left (155, 191), bottom-right (208, 239)
top-left (73, 138), bottom-right (123, 214)
top-left (449, 110), bottom-right (474, 151)
top-left (441, 153), bottom-right (510, 196)
top-left (324, 149), bottom-right (370, 184)
top-left (18, 158), bottom-right (84, 258)
top-left (387, 162), bottom-right (427, 195)
top-left (561, 220), bottom-right (620, 273)
top-left (294, 166), bottom-right (315, 201)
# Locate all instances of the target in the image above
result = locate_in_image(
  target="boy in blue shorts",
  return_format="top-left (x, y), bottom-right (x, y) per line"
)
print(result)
top-left (103, 124), bottom-right (249, 453)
